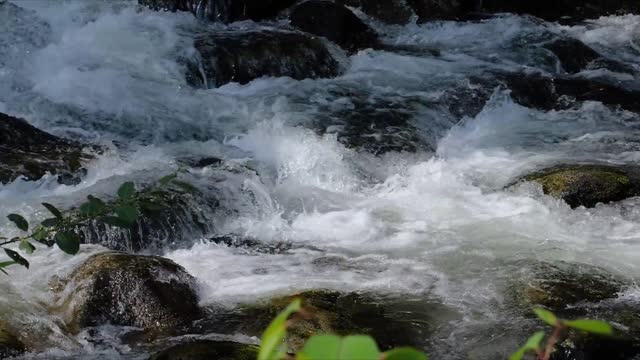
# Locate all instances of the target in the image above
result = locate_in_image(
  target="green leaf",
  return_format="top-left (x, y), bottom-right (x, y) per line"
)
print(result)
top-left (339, 335), bottom-right (380, 360)
top-left (55, 232), bottom-right (80, 255)
top-left (0, 261), bottom-right (16, 275)
top-left (384, 347), bottom-right (429, 360)
top-left (117, 182), bottom-right (136, 200)
top-left (564, 319), bottom-right (613, 335)
top-left (19, 240), bottom-right (35, 254)
top-left (510, 331), bottom-right (545, 360)
top-left (534, 308), bottom-right (558, 327)
top-left (258, 298), bottom-right (302, 360)
top-left (172, 180), bottom-right (198, 193)
top-left (4, 249), bottom-right (29, 269)
top-left (42, 203), bottom-right (63, 220)
top-left (300, 335), bottom-right (342, 360)
top-left (158, 173), bottom-right (177, 186)
top-left (41, 218), bottom-right (59, 228)
top-left (7, 214), bottom-right (28, 232)
top-left (79, 195), bottom-right (108, 217)
top-left (102, 216), bottom-right (133, 229)
top-left (31, 227), bottom-right (48, 242)
top-left (115, 205), bottom-right (139, 225)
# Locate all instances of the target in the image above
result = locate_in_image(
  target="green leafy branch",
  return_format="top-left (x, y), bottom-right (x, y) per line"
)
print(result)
top-left (511, 307), bottom-right (614, 360)
top-left (258, 298), bottom-right (428, 360)
top-left (0, 171), bottom-right (194, 273)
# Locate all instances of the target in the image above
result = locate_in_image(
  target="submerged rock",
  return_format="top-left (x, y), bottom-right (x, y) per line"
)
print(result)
top-left (151, 340), bottom-right (258, 360)
top-left (544, 38), bottom-right (633, 74)
top-left (206, 290), bottom-right (458, 352)
top-left (514, 261), bottom-right (627, 310)
top-left (337, 0), bottom-right (414, 24)
top-left (0, 113), bottom-right (93, 185)
top-left (54, 252), bottom-right (202, 334)
top-left (290, 0), bottom-right (379, 53)
top-left (522, 164), bottom-right (640, 208)
top-left (480, 0), bottom-right (640, 23)
top-left (139, 0), bottom-right (296, 23)
top-left (188, 30), bottom-right (340, 88)
top-left (0, 321), bottom-right (24, 358)
top-left (406, 0), bottom-right (477, 22)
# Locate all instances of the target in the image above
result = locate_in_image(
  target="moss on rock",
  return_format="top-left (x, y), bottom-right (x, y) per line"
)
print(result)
top-left (0, 320), bottom-right (25, 358)
top-left (523, 164), bottom-right (640, 208)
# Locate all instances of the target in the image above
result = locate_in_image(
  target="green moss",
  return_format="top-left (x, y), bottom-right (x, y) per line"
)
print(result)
top-left (524, 165), bottom-right (637, 208)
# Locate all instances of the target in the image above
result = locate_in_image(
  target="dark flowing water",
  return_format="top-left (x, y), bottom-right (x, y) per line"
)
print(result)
top-left (1, 1), bottom-right (640, 358)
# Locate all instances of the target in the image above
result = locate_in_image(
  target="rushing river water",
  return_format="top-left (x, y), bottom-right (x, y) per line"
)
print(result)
top-left (1, 1), bottom-right (640, 359)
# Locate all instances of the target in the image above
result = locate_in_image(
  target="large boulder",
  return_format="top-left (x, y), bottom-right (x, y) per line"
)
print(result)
top-left (139, 0), bottom-right (297, 23)
top-left (480, 0), bottom-right (640, 23)
top-left (337, 0), bottom-right (414, 24)
top-left (151, 340), bottom-right (258, 360)
top-left (188, 30), bottom-right (340, 88)
top-left (53, 252), bottom-right (202, 334)
top-left (290, 1), bottom-right (379, 53)
top-left (0, 113), bottom-right (93, 185)
top-left (521, 164), bottom-right (640, 208)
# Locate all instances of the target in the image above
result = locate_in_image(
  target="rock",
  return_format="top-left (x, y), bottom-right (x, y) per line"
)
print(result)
top-left (208, 290), bottom-right (458, 352)
top-left (54, 252), bottom-right (202, 334)
top-left (501, 73), bottom-right (640, 113)
top-left (188, 30), bottom-right (340, 88)
top-left (480, 0), bottom-right (640, 23)
top-left (290, 1), bottom-right (379, 53)
top-left (0, 321), bottom-right (24, 358)
top-left (0, 113), bottom-right (92, 185)
top-left (76, 187), bottom-right (216, 253)
top-left (544, 38), bottom-right (633, 74)
top-left (151, 340), bottom-right (258, 360)
top-left (406, 0), bottom-right (477, 22)
top-left (515, 261), bottom-right (627, 310)
top-left (337, 0), bottom-right (414, 25)
top-left (522, 164), bottom-right (640, 208)
top-left (139, 0), bottom-right (297, 23)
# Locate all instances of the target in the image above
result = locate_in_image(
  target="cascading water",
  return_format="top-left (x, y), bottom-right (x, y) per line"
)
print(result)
top-left (1, 0), bottom-right (639, 359)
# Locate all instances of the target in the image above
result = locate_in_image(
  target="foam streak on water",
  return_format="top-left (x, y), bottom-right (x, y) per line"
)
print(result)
top-left (1, 1), bottom-right (640, 358)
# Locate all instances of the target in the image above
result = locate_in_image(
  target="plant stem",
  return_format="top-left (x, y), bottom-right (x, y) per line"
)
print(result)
top-left (541, 324), bottom-right (564, 360)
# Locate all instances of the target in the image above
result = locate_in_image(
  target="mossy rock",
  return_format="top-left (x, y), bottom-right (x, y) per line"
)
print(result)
top-left (523, 164), bottom-right (640, 208)
top-left (0, 320), bottom-right (24, 358)
top-left (150, 340), bottom-right (258, 360)
top-left (53, 252), bottom-right (202, 334)
top-left (513, 261), bottom-right (627, 311)
top-left (217, 290), bottom-right (457, 353)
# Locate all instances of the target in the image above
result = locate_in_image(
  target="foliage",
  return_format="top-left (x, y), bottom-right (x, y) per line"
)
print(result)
top-left (259, 298), bottom-right (428, 360)
top-left (511, 307), bottom-right (613, 360)
top-left (0, 171), bottom-right (192, 272)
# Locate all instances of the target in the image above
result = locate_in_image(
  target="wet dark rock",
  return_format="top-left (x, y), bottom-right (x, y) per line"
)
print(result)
top-left (188, 30), bottom-right (340, 88)
top-left (139, 0), bottom-right (296, 23)
top-left (512, 261), bottom-right (627, 311)
top-left (337, 0), bottom-right (414, 24)
top-left (480, 0), bottom-right (640, 23)
top-left (290, 1), bottom-right (379, 53)
top-left (151, 340), bottom-right (258, 360)
top-left (544, 38), bottom-right (633, 74)
top-left (406, 0), bottom-right (478, 22)
top-left (0, 321), bottom-right (25, 359)
top-left (205, 290), bottom-right (458, 352)
top-left (0, 113), bottom-right (93, 185)
top-left (76, 187), bottom-right (217, 253)
top-left (54, 252), bottom-right (202, 334)
top-left (501, 73), bottom-right (640, 113)
top-left (522, 164), bottom-right (640, 208)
